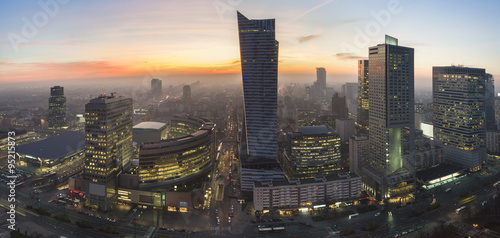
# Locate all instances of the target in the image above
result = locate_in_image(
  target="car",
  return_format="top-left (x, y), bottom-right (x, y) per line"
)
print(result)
top-left (216, 217), bottom-right (220, 225)
top-left (250, 220), bottom-right (256, 224)
top-left (228, 217), bottom-right (231, 223)
top-left (77, 210), bottom-right (84, 214)
top-left (215, 208), bottom-right (218, 214)
top-left (375, 212), bottom-right (381, 216)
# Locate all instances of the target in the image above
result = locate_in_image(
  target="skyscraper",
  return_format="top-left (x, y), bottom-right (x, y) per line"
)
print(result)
top-left (238, 11), bottom-right (278, 160)
top-left (485, 73), bottom-right (496, 131)
top-left (48, 86), bottom-right (67, 129)
top-left (433, 66), bottom-right (487, 171)
top-left (364, 35), bottom-right (415, 200)
top-left (84, 94), bottom-right (133, 211)
top-left (237, 11), bottom-right (284, 193)
top-left (151, 78), bottom-right (162, 99)
top-left (332, 93), bottom-right (348, 119)
top-left (357, 60), bottom-right (369, 134)
top-left (316, 67), bottom-right (326, 99)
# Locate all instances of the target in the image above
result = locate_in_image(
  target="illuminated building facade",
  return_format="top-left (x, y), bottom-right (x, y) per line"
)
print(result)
top-left (282, 126), bottom-right (341, 179)
top-left (138, 115), bottom-right (215, 188)
top-left (253, 173), bottom-right (361, 211)
top-left (48, 86), bottom-right (67, 129)
top-left (433, 66), bottom-right (487, 171)
top-left (357, 60), bottom-right (369, 134)
top-left (84, 94), bottom-right (133, 211)
top-left (363, 35), bottom-right (415, 201)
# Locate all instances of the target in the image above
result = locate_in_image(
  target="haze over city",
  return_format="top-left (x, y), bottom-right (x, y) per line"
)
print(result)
top-left (1, 0), bottom-right (499, 91)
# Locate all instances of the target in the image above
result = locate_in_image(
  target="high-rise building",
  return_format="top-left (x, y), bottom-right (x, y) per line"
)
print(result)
top-left (84, 94), bottom-right (133, 211)
top-left (364, 35), bottom-right (415, 201)
top-left (281, 126), bottom-right (341, 179)
top-left (151, 78), bottom-right (162, 99)
top-left (48, 86), bottom-right (67, 129)
top-left (238, 11), bottom-right (284, 193)
top-left (332, 93), bottom-right (348, 119)
top-left (433, 66), bottom-right (487, 171)
top-left (316, 67), bottom-right (326, 99)
top-left (357, 60), bottom-right (369, 134)
top-left (183, 85), bottom-right (191, 102)
top-left (485, 74), bottom-right (496, 131)
top-left (496, 96), bottom-right (500, 130)
top-left (342, 83), bottom-right (358, 117)
top-left (238, 11), bottom-right (278, 160)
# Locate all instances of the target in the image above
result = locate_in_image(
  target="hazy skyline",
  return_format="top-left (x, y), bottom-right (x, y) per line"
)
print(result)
top-left (1, 0), bottom-right (499, 90)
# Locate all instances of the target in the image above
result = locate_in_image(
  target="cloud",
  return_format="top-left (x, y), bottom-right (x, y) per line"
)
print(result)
top-left (298, 34), bottom-right (321, 43)
top-left (334, 53), bottom-right (365, 60)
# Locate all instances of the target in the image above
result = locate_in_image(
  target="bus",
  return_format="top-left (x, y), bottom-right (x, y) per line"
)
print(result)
top-left (258, 227), bottom-right (273, 234)
top-left (458, 195), bottom-right (477, 206)
top-left (455, 206), bottom-right (466, 214)
top-left (272, 227), bottom-right (285, 233)
top-left (349, 213), bottom-right (359, 219)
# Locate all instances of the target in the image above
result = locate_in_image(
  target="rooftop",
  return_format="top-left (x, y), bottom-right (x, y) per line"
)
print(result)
top-left (416, 163), bottom-right (465, 182)
top-left (299, 125), bottom-right (329, 135)
top-left (17, 131), bottom-right (85, 160)
top-left (133, 121), bottom-right (167, 130)
top-left (254, 173), bottom-right (359, 188)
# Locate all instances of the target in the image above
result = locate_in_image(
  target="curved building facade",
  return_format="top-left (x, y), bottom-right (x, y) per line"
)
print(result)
top-left (138, 115), bottom-right (215, 188)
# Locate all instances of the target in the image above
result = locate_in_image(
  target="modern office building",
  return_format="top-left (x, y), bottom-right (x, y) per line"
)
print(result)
top-left (84, 94), bottom-right (133, 211)
top-left (296, 109), bottom-right (317, 127)
top-left (335, 118), bottom-right (355, 144)
top-left (237, 11), bottom-right (278, 160)
top-left (349, 135), bottom-right (369, 174)
top-left (253, 173), bottom-right (361, 212)
top-left (486, 131), bottom-right (500, 155)
top-left (237, 11), bottom-right (284, 193)
top-left (137, 115), bottom-right (215, 188)
top-left (314, 67), bottom-right (327, 100)
top-left (48, 86), bottom-right (67, 129)
top-left (357, 60), bottom-right (369, 134)
top-left (151, 78), bottom-right (162, 98)
top-left (486, 74), bottom-right (496, 131)
top-left (342, 83), bottom-right (358, 117)
top-left (281, 126), bottom-right (341, 179)
top-left (332, 93), bottom-right (348, 119)
top-left (363, 35), bottom-right (415, 201)
top-left (433, 66), bottom-right (487, 171)
top-left (183, 85), bottom-right (192, 104)
top-left (496, 96), bottom-right (500, 131)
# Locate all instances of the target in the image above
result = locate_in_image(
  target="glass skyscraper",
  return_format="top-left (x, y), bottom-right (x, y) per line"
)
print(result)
top-left (237, 11), bottom-right (278, 160)
top-left (48, 86), bottom-right (67, 129)
top-left (237, 11), bottom-right (284, 193)
top-left (357, 60), bottom-right (369, 134)
top-left (433, 66), bottom-right (487, 171)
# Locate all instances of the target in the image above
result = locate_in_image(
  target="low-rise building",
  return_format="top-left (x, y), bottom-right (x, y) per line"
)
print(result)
top-left (253, 172), bottom-right (361, 211)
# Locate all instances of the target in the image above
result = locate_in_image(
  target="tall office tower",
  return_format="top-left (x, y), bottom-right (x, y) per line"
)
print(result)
top-left (433, 66), bottom-right (487, 171)
top-left (332, 93), bottom-right (348, 119)
top-left (151, 78), bottom-right (162, 98)
top-left (342, 83), bottom-right (358, 117)
top-left (183, 85), bottom-right (191, 102)
top-left (365, 35), bottom-right (415, 201)
top-left (485, 74), bottom-right (496, 131)
top-left (48, 86), bottom-right (67, 129)
top-left (305, 86), bottom-right (311, 100)
top-left (357, 60), bottom-right (369, 134)
top-left (84, 94), bottom-right (133, 211)
top-left (237, 11), bottom-right (284, 193)
top-left (282, 126), bottom-right (341, 179)
top-left (496, 96), bottom-right (500, 130)
top-left (316, 67), bottom-right (326, 99)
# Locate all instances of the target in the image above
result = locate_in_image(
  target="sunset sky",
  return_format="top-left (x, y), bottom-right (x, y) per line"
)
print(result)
top-left (1, 0), bottom-right (499, 90)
